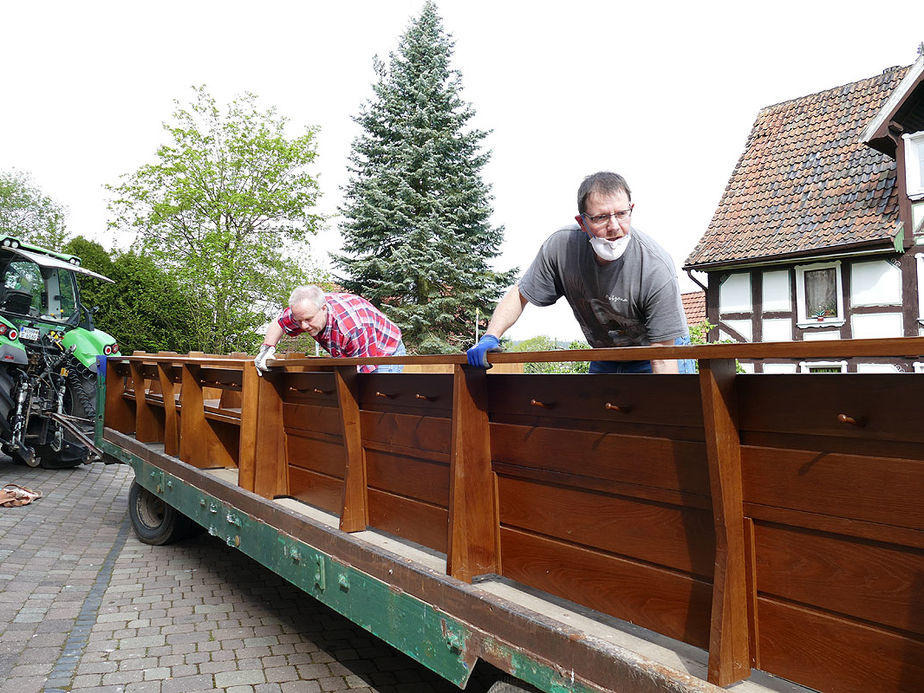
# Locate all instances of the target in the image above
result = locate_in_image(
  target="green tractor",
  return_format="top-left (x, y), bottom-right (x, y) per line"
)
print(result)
top-left (0, 235), bottom-right (119, 468)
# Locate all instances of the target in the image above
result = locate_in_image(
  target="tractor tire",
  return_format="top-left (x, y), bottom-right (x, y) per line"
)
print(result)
top-left (29, 368), bottom-right (97, 469)
top-left (128, 480), bottom-right (203, 545)
top-left (0, 365), bottom-right (36, 467)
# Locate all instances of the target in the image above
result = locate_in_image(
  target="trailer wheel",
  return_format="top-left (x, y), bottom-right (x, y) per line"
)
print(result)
top-left (128, 480), bottom-right (201, 545)
top-left (487, 677), bottom-right (541, 693)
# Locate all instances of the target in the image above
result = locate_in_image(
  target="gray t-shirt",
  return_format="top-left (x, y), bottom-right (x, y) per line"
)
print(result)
top-left (518, 225), bottom-right (687, 348)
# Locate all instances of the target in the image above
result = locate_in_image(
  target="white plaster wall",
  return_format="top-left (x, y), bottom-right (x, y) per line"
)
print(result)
top-left (761, 319), bottom-right (791, 341)
top-left (761, 270), bottom-right (790, 312)
top-left (719, 273), bottom-right (751, 314)
top-left (763, 363), bottom-right (798, 373)
top-left (856, 363), bottom-right (900, 373)
top-left (802, 330), bottom-right (840, 341)
top-left (851, 313), bottom-right (903, 339)
top-left (720, 319), bottom-right (752, 342)
top-left (851, 260), bottom-right (901, 306)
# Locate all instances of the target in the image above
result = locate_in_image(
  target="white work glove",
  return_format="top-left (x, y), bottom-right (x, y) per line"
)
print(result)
top-left (254, 344), bottom-right (276, 376)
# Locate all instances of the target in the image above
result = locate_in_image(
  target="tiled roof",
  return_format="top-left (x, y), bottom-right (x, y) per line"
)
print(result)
top-left (682, 290), bottom-right (706, 326)
top-left (685, 66), bottom-right (910, 269)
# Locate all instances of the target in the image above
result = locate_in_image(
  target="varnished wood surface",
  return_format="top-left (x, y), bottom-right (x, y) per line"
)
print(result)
top-left (497, 475), bottom-right (715, 577)
top-left (499, 526), bottom-right (713, 649)
top-left (103, 347), bottom-right (924, 693)
top-left (756, 597), bottom-right (924, 693)
top-left (753, 523), bottom-right (922, 635)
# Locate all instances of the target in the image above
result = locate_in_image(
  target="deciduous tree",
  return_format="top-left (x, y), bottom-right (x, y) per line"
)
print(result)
top-left (107, 85), bottom-right (325, 354)
top-left (0, 169), bottom-right (68, 248)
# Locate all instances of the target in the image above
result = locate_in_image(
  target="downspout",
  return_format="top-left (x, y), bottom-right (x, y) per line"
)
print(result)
top-left (685, 268), bottom-right (708, 292)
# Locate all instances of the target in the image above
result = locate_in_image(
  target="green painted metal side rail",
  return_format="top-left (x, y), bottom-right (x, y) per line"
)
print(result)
top-left (101, 439), bottom-right (601, 693)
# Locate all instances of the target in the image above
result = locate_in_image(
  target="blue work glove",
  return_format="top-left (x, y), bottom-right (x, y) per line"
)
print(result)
top-left (466, 334), bottom-right (501, 369)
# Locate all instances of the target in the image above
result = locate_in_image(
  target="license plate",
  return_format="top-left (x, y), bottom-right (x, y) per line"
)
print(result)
top-left (19, 326), bottom-right (39, 341)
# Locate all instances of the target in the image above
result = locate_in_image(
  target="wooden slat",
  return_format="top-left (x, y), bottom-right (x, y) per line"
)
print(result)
top-left (756, 597), bottom-right (924, 693)
top-left (486, 373), bottom-right (704, 429)
top-left (156, 363), bottom-right (179, 457)
top-left (287, 466), bottom-right (343, 515)
top-left (198, 366), bottom-right (243, 390)
top-left (447, 365), bottom-right (498, 582)
top-left (237, 363), bottom-right (258, 492)
top-left (335, 366), bottom-right (367, 532)
top-left (360, 411), bottom-right (451, 456)
top-left (367, 488), bottom-right (448, 553)
top-left (179, 364), bottom-right (208, 467)
top-left (366, 450), bottom-right (449, 508)
top-left (492, 461), bottom-right (710, 511)
top-left (253, 374), bottom-right (286, 498)
top-left (743, 502), bottom-right (924, 550)
top-left (286, 433), bottom-right (345, 478)
top-left (103, 359), bottom-right (135, 433)
top-left (499, 526), bottom-right (712, 649)
top-left (490, 422), bottom-right (710, 497)
top-left (130, 363), bottom-right (162, 443)
top-left (738, 374), bottom-right (924, 444)
top-left (742, 446), bottom-right (924, 532)
top-left (699, 359), bottom-right (750, 686)
top-left (357, 373), bottom-right (453, 417)
top-left (497, 475), bottom-right (714, 577)
top-left (753, 523), bottom-right (923, 635)
top-left (283, 402), bottom-right (342, 437)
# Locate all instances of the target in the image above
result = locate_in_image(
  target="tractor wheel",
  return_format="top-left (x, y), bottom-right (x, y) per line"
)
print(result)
top-left (30, 368), bottom-right (97, 469)
top-left (0, 365), bottom-right (36, 467)
top-left (128, 480), bottom-right (202, 545)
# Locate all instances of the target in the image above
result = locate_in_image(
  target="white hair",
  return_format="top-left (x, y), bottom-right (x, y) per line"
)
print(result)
top-left (288, 285), bottom-right (325, 311)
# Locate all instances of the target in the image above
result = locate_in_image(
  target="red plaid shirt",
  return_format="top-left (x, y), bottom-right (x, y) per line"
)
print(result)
top-left (278, 293), bottom-right (402, 373)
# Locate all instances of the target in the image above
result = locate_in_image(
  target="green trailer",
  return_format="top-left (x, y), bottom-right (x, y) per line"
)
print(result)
top-left (97, 341), bottom-right (924, 692)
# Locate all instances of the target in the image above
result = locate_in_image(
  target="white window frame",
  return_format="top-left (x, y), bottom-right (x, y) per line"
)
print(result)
top-left (795, 260), bottom-right (845, 328)
top-left (799, 360), bottom-right (848, 373)
top-left (903, 131), bottom-right (924, 200)
top-left (917, 253), bottom-right (924, 325)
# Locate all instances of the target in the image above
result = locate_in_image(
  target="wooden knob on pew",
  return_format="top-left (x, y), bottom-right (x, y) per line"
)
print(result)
top-left (530, 398), bottom-right (548, 408)
top-left (837, 413), bottom-right (864, 427)
top-left (604, 402), bottom-right (629, 413)
top-left (375, 391), bottom-right (391, 398)
top-left (415, 393), bottom-right (429, 400)
top-left (313, 388), bottom-right (325, 394)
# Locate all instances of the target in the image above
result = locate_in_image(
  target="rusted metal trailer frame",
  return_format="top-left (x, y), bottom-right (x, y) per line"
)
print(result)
top-left (96, 339), bottom-right (924, 692)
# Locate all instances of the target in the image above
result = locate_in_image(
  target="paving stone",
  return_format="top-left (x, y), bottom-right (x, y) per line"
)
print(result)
top-left (0, 462), bottom-right (496, 693)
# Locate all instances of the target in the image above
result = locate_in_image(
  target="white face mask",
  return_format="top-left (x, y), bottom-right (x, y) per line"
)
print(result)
top-left (589, 234), bottom-right (630, 262)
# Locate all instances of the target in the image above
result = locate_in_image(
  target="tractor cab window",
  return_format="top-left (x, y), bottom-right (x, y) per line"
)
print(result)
top-left (0, 260), bottom-right (78, 322)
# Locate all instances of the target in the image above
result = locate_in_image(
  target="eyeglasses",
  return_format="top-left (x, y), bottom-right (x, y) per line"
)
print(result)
top-left (583, 205), bottom-right (633, 226)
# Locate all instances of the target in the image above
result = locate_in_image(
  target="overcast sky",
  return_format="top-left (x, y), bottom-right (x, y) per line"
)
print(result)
top-left (1, 1), bottom-right (922, 342)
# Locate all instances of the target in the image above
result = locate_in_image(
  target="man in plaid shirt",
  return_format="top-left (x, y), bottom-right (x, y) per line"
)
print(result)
top-left (254, 285), bottom-right (405, 374)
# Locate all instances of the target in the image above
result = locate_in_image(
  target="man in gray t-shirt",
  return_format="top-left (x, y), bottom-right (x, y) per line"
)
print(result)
top-left (467, 171), bottom-right (691, 373)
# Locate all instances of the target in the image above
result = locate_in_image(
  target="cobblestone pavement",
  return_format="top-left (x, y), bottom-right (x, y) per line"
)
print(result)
top-left (0, 460), bottom-right (498, 693)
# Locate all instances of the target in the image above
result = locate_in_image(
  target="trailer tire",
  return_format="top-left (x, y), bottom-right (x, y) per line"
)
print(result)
top-left (128, 480), bottom-right (202, 545)
top-left (487, 677), bottom-right (541, 693)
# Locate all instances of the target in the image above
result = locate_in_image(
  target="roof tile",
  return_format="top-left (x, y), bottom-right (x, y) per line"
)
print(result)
top-left (686, 66), bottom-right (909, 268)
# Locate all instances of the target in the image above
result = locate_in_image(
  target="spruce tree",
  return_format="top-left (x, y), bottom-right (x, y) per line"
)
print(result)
top-left (334, 1), bottom-right (516, 354)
